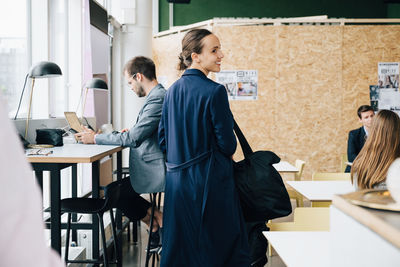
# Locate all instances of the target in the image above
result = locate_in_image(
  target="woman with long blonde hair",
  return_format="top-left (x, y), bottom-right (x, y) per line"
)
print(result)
top-left (351, 109), bottom-right (400, 189)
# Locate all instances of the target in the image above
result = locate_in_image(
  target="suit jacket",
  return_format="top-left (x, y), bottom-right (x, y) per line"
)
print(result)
top-left (96, 84), bottom-right (166, 193)
top-left (345, 126), bottom-right (366, 173)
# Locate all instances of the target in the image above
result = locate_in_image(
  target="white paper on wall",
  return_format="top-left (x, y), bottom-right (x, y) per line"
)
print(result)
top-left (215, 70), bottom-right (258, 100)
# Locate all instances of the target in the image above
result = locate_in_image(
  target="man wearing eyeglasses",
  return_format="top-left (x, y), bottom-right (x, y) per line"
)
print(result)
top-left (75, 56), bottom-right (166, 249)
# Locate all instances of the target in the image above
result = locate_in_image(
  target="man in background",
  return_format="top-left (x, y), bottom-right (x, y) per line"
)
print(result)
top-left (75, 56), bottom-right (165, 247)
top-left (345, 105), bottom-right (374, 172)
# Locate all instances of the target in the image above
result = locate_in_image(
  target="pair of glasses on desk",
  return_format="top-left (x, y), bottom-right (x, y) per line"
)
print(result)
top-left (26, 149), bottom-right (53, 156)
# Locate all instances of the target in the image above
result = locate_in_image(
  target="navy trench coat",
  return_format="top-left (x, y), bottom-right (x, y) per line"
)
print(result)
top-left (158, 69), bottom-right (250, 267)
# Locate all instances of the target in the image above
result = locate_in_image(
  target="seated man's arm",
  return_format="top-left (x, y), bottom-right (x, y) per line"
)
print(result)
top-left (96, 96), bottom-right (164, 148)
top-left (158, 96), bottom-right (168, 153)
top-left (347, 130), bottom-right (358, 163)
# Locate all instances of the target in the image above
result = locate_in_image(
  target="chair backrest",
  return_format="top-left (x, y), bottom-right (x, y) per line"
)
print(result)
top-left (294, 159), bottom-right (306, 181)
top-left (268, 207), bottom-right (330, 231)
top-left (312, 172), bottom-right (351, 181)
top-left (340, 154), bottom-right (348, 172)
top-left (103, 180), bottom-right (122, 211)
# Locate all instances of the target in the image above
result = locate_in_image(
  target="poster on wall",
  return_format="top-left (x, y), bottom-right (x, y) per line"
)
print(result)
top-left (369, 85), bottom-right (379, 111)
top-left (215, 70), bottom-right (258, 100)
top-left (378, 62), bottom-right (399, 89)
top-left (376, 62), bottom-right (400, 116)
top-left (377, 88), bottom-right (400, 115)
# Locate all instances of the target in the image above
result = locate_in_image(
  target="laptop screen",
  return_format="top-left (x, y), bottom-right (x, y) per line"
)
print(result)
top-left (64, 112), bottom-right (84, 133)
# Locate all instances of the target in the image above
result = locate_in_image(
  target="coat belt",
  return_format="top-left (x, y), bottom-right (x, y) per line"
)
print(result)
top-left (165, 150), bottom-right (212, 172)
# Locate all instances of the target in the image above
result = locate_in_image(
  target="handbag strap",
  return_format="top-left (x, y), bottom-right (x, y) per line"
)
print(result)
top-left (233, 119), bottom-right (253, 158)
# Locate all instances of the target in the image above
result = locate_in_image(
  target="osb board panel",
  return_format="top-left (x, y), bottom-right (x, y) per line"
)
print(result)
top-left (152, 25), bottom-right (400, 180)
top-left (273, 26), bottom-right (343, 178)
top-left (342, 25), bottom-right (400, 153)
top-left (213, 26), bottom-right (276, 160)
top-left (152, 32), bottom-right (185, 88)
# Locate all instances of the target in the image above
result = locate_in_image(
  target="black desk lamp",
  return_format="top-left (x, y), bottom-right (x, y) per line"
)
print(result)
top-left (14, 61), bottom-right (62, 139)
top-left (80, 78), bottom-right (108, 119)
top-left (75, 78), bottom-right (108, 131)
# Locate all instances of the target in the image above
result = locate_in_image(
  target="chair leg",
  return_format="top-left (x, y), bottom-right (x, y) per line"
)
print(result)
top-left (157, 192), bottom-right (162, 209)
top-left (132, 220), bottom-right (138, 243)
top-left (109, 209), bottom-right (120, 265)
top-left (152, 252), bottom-right (156, 267)
top-left (65, 213), bottom-right (72, 262)
top-left (145, 193), bottom-right (157, 267)
top-left (127, 217), bottom-right (131, 242)
top-left (98, 214), bottom-right (109, 267)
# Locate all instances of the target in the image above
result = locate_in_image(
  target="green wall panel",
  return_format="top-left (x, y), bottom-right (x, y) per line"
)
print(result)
top-left (387, 3), bottom-right (400, 18)
top-left (159, 0), bottom-right (388, 32)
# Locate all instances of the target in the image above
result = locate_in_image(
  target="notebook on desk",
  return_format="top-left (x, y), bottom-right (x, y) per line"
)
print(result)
top-left (64, 112), bottom-right (84, 133)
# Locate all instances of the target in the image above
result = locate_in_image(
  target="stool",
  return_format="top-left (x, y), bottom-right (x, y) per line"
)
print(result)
top-left (113, 167), bottom-right (139, 243)
top-left (62, 180), bottom-right (121, 267)
top-left (145, 192), bottom-right (162, 267)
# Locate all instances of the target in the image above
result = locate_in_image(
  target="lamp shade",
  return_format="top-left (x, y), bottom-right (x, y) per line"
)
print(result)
top-left (85, 78), bottom-right (108, 90)
top-left (28, 61), bottom-right (62, 78)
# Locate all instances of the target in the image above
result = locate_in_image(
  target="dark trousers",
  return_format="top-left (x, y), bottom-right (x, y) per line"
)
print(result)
top-left (109, 178), bottom-right (151, 221)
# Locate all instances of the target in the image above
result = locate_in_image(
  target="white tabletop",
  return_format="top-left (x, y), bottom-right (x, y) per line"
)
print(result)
top-left (273, 161), bottom-right (298, 173)
top-left (287, 180), bottom-right (354, 201)
top-left (26, 144), bottom-right (122, 163)
top-left (263, 231), bottom-right (330, 267)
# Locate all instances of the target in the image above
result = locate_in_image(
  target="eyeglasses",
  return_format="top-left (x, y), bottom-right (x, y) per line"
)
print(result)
top-left (127, 73), bottom-right (138, 87)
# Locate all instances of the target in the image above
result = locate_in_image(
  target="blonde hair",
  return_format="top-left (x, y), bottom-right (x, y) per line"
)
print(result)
top-left (351, 110), bottom-right (400, 189)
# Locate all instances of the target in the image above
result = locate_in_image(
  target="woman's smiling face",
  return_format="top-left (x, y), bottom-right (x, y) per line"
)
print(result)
top-left (191, 34), bottom-right (224, 76)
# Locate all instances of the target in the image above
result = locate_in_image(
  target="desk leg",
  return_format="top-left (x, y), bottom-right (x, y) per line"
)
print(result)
top-left (92, 161), bottom-right (100, 261)
top-left (50, 168), bottom-right (61, 255)
top-left (34, 170), bottom-right (43, 192)
top-left (72, 164), bottom-right (78, 243)
top-left (116, 151), bottom-right (123, 267)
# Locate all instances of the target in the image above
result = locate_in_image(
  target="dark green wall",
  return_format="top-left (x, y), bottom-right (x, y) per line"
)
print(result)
top-left (387, 3), bottom-right (400, 18)
top-left (159, 0), bottom-right (389, 32)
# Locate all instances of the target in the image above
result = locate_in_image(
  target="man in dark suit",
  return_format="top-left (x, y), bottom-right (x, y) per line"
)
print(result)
top-left (75, 56), bottom-right (165, 247)
top-left (345, 105), bottom-right (375, 172)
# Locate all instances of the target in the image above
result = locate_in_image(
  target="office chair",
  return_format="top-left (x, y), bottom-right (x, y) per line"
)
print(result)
top-left (287, 159), bottom-right (306, 207)
top-left (311, 172), bottom-right (351, 207)
top-left (61, 180), bottom-right (121, 267)
top-left (267, 207), bottom-right (330, 256)
top-left (312, 172), bottom-right (351, 181)
top-left (340, 154), bottom-right (348, 172)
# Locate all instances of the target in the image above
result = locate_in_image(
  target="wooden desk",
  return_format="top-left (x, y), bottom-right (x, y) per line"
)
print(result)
top-left (273, 161), bottom-right (298, 173)
top-left (286, 181), bottom-right (354, 203)
top-left (263, 231), bottom-right (330, 267)
top-left (27, 144), bottom-right (123, 260)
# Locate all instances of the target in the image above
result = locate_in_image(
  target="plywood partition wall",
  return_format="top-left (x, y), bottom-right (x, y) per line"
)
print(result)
top-left (152, 24), bottom-right (400, 180)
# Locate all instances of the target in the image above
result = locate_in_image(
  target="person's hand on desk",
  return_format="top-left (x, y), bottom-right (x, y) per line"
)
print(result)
top-left (74, 126), bottom-right (97, 144)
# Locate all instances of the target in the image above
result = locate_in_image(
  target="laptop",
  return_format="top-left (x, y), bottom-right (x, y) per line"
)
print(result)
top-left (64, 112), bottom-right (84, 133)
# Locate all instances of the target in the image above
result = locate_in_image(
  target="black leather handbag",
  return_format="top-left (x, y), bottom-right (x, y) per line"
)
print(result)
top-left (233, 120), bottom-right (292, 222)
top-left (36, 129), bottom-right (65, 146)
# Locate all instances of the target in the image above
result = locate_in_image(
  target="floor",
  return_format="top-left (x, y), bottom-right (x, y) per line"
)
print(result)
top-left (118, 200), bottom-right (305, 267)
top-left (121, 222), bottom-right (160, 267)
top-left (120, 221), bottom-right (286, 267)
top-left (69, 199), bottom-right (304, 266)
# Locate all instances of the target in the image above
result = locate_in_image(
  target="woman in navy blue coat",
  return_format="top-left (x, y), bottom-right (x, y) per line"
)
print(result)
top-left (158, 29), bottom-right (250, 267)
